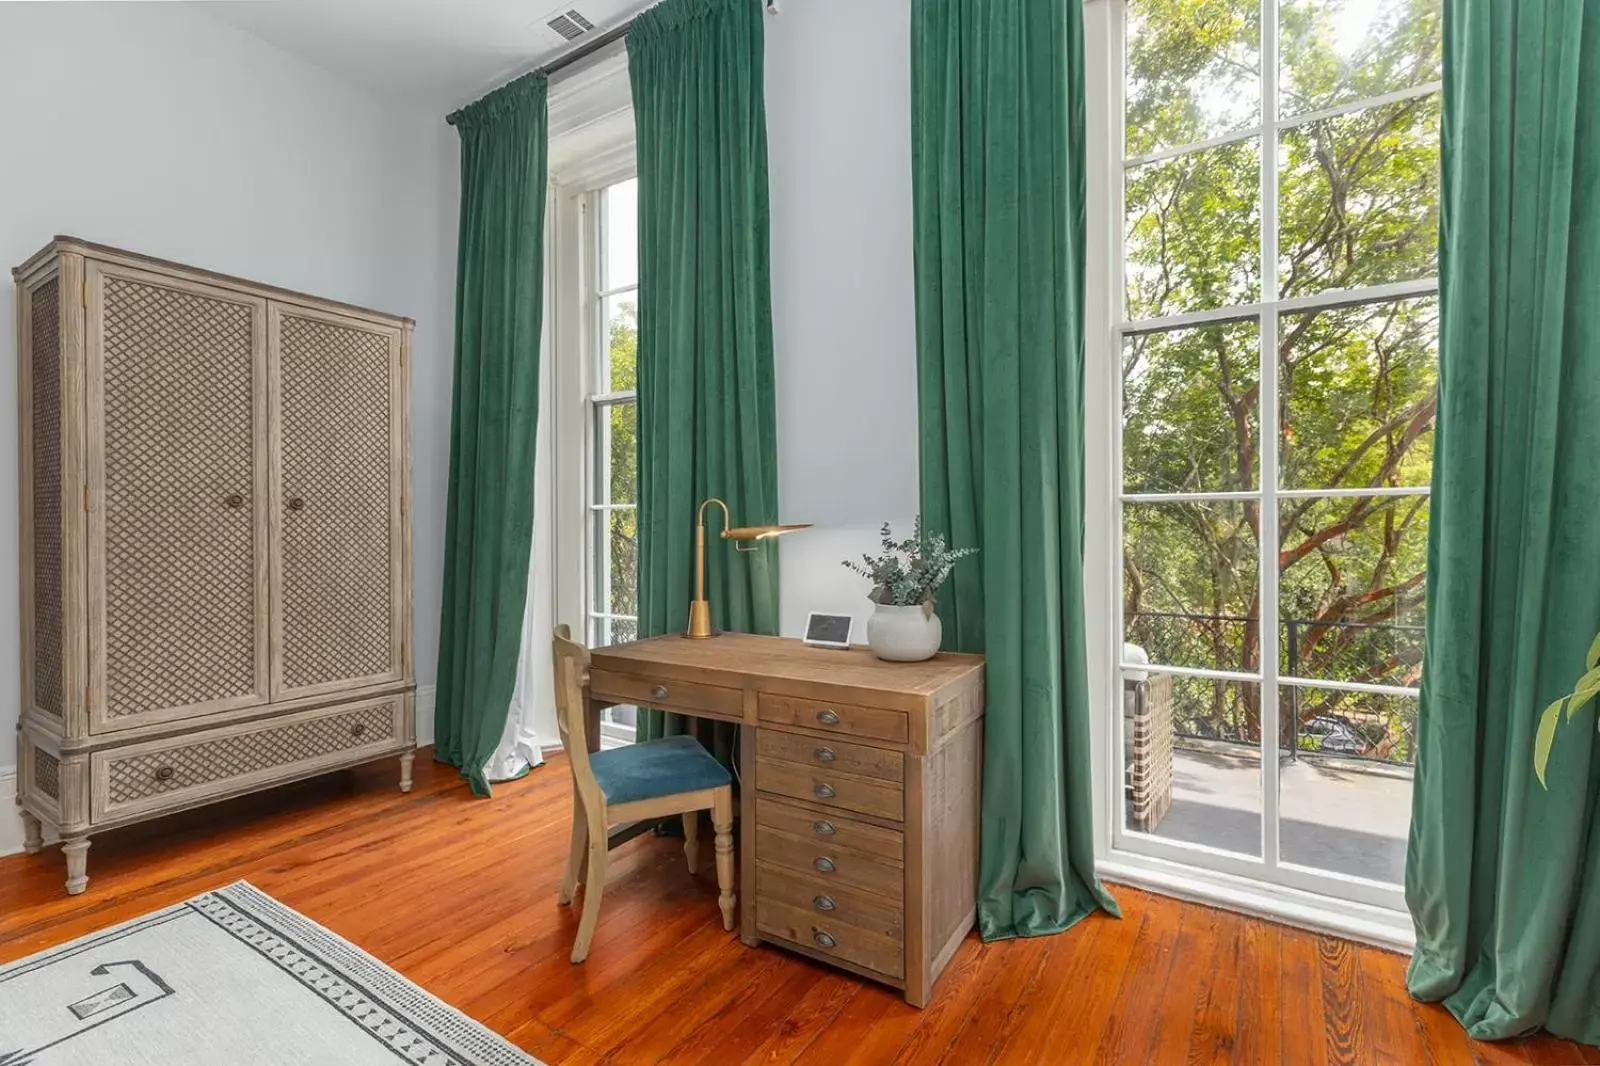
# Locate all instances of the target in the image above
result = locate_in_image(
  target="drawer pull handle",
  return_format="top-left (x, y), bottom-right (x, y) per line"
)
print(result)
top-left (813, 930), bottom-right (837, 950)
top-left (153, 766), bottom-right (175, 783)
top-left (813, 894), bottom-right (837, 912)
top-left (813, 856), bottom-right (836, 874)
top-left (650, 685), bottom-right (669, 701)
top-left (816, 709), bottom-right (841, 726)
top-left (287, 496), bottom-right (306, 511)
top-left (350, 722), bottom-right (367, 738)
top-left (813, 820), bottom-right (836, 836)
top-left (813, 783), bottom-right (836, 799)
top-left (224, 493), bottom-right (244, 509)
top-left (813, 746), bottom-right (836, 762)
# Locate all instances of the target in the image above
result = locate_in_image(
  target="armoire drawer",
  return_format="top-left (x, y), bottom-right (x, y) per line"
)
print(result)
top-left (92, 697), bottom-right (405, 822)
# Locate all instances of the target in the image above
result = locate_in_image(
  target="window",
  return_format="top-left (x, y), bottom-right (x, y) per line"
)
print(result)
top-left (588, 178), bottom-right (640, 743)
top-left (1112, 0), bottom-right (1440, 905)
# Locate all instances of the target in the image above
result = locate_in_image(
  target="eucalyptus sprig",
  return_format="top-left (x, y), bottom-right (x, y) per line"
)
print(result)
top-left (841, 517), bottom-right (978, 608)
top-left (1534, 630), bottom-right (1600, 788)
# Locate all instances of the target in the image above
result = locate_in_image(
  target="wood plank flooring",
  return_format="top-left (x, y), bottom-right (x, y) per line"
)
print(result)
top-left (3, 749), bottom-right (1594, 1065)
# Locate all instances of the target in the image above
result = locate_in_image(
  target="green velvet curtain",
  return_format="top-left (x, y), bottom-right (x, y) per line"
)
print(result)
top-left (434, 73), bottom-right (549, 797)
top-left (1404, 0), bottom-right (1600, 1044)
top-left (911, 0), bottom-right (1118, 940)
top-left (629, 0), bottom-right (779, 766)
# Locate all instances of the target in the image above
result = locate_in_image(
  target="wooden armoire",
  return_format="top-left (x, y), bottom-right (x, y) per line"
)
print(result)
top-left (13, 237), bottom-right (415, 895)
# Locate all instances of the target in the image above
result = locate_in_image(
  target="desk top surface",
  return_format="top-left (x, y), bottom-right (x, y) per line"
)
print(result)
top-left (590, 632), bottom-right (983, 698)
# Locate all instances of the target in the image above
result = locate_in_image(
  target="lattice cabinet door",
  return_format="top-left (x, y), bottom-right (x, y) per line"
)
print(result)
top-left (269, 303), bottom-right (406, 699)
top-left (85, 262), bottom-right (272, 733)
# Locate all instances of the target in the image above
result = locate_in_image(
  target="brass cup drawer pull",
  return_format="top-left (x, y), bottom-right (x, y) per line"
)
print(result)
top-left (813, 783), bottom-right (836, 799)
top-left (650, 685), bottom-right (669, 701)
top-left (816, 709), bottom-right (840, 726)
top-left (813, 894), bottom-right (837, 912)
top-left (813, 746), bottom-right (836, 762)
top-left (812, 820), bottom-right (836, 837)
top-left (813, 856), bottom-right (836, 874)
top-left (813, 930), bottom-right (837, 950)
top-left (153, 766), bottom-right (175, 783)
top-left (350, 722), bottom-right (367, 738)
top-left (224, 493), bottom-right (244, 509)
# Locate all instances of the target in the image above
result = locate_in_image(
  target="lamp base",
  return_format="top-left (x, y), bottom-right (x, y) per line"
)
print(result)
top-left (684, 600), bottom-right (718, 639)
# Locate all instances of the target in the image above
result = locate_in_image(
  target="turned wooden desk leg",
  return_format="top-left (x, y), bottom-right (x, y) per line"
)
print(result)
top-left (62, 836), bottom-right (90, 896)
top-left (682, 811), bottom-right (700, 874)
top-left (21, 810), bottom-right (44, 855)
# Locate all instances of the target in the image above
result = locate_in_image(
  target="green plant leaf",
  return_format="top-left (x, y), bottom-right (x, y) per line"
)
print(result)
top-left (1535, 697), bottom-right (1565, 789)
top-left (1567, 666), bottom-right (1600, 720)
top-left (1588, 630), bottom-right (1600, 671)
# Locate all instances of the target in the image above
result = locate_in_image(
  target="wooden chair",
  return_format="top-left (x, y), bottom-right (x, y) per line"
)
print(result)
top-left (551, 625), bottom-right (736, 963)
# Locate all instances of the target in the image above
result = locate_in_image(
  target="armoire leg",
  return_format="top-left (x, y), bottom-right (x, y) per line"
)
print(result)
top-left (399, 751), bottom-right (415, 793)
top-left (21, 810), bottom-right (44, 855)
top-left (62, 836), bottom-right (90, 896)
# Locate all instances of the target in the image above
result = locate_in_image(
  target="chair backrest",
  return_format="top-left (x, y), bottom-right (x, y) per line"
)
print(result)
top-left (551, 624), bottom-right (600, 797)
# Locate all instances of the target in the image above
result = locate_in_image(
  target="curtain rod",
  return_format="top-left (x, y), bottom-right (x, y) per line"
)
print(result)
top-left (538, 0), bottom-right (779, 79)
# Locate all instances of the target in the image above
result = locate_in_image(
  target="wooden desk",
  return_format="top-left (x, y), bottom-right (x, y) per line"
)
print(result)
top-left (584, 633), bottom-right (985, 1007)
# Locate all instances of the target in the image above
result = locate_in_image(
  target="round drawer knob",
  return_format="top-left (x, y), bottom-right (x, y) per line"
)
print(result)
top-left (287, 497), bottom-right (306, 511)
top-left (813, 930), bottom-right (837, 950)
top-left (813, 746), bottom-right (836, 762)
top-left (813, 856), bottom-right (836, 874)
top-left (812, 820), bottom-right (836, 837)
top-left (224, 493), bottom-right (244, 509)
top-left (650, 685), bottom-right (669, 701)
top-left (350, 722), bottom-right (367, 738)
top-left (813, 783), bottom-right (836, 800)
top-left (153, 766), bottom-right (175, 783)
top-left (816, 709), bottom-right (840, 726)
top-left (813, 894), bottom-right (837, 912)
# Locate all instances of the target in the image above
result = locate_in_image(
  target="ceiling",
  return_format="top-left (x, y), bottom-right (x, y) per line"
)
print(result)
top-left (194, 0), bottom-right (657, 110)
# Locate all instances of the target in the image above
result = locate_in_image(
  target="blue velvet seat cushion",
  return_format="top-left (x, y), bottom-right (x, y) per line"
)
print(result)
top-left (589, 734), bottom-right (731, 806)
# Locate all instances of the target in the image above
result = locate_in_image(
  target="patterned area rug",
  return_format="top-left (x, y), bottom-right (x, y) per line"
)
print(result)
top-left (0, 882), bottom-right (543, 1065)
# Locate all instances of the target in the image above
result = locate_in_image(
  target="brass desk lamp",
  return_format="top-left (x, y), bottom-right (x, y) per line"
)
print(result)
top-left (687, 497), bottom-right (809, 639)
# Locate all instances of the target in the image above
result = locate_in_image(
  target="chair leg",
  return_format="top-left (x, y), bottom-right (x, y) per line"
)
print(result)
top-left (558, 788), bottom-right (588, 906)
top-left (712, 788), bottom-right (735, 932)
top-left (571, 815), bottom-right (609, 964)
top-left (682, 811), bottom-right (700, 874)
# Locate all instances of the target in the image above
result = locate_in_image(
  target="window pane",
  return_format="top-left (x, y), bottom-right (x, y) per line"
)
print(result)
top-left (1279, 685), bottom-right (1414, 884)
top-left (1278, 95), bottom-right (1440, 298)
top-left (1125, 674), bottom-right (1261, 858)
top-left (1279, 495), bottom-right (1427, 687)
top-left (601, 178), bottom-right (637, 291)
top-left (608, 508), bottom-right (638, 618)
top-left (604, 401), bottom-right (637, 506)
top-left (1126, 138), bottom-right (1260, 321)
top-left (610, 618), bottom-right (637, 644)
top-left (1279, 0), bottom-right (1442, 119)
top-left (1125, 0), bottom-right (1259, 158)
top-left (1124, 501), bottom-right (1260, 674)
top-left (1280, 296), bottom-right (1438, 491)
top-left (1124, 320), bottom-right (1260, 494)
top-left (602, 294), bottom-right (637, 395)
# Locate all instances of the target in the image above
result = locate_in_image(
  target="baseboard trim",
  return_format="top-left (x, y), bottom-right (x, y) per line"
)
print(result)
top-left (1099, 855), bottom-right (1415, 953)
top-left (416, 684), bottom-right (436, 749)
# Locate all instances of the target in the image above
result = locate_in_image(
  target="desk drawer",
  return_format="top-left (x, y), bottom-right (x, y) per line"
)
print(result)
top-left (756, 866), bottom-right (904, 980)
top-left (756, 729), bottom-right (903, 783)
top-left (756, 824), bottom-right (904, 900)
top-left (757, 755), bottom-right (904, 822)
top-left (589, 669), bottom-right (743, 722)
top-left (756, 795), bottom-right (905, 862)
top-left (757, 693), bottom-right (908, 745)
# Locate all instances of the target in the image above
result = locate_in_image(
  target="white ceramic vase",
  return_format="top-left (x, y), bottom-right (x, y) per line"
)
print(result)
top-left (867, 602), bottom-right (943, 662)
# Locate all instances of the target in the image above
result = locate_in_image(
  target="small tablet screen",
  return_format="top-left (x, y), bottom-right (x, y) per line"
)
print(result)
top-left (806, 614), bottom-right (853, 645)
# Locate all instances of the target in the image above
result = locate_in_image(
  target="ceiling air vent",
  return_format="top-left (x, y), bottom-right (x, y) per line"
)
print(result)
top-left (547, 9), bottom-right (596, 41)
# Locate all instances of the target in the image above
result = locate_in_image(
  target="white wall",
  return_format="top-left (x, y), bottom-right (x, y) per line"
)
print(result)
top-left (0, 4), bottom-right (458, 809)
top-left (766, 0), bottom-right (920, 640)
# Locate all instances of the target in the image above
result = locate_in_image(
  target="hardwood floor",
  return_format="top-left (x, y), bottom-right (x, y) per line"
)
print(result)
top-left (2, 749), bottom-right (1594, 1065)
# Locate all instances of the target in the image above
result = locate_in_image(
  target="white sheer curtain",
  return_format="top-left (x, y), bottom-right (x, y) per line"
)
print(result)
top-left (484, 207), bottom-right (559, 783)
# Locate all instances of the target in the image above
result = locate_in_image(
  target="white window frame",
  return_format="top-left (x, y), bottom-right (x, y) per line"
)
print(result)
top-left (549, 51), bottom-right (638, 747)
top-left (1083, 0), bottom-right (1438, 946)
